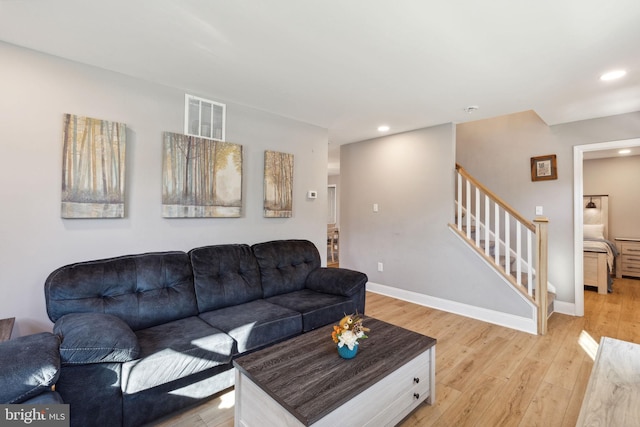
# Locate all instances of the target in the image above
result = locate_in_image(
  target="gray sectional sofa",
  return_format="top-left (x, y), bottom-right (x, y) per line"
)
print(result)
top-left (44, 239), bottom-right (367, 427)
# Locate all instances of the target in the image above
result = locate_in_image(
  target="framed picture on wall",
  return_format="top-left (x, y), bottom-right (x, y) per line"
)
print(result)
top-left (531, 154), bottom-right (557, 181)
top-left (263, 150), bottom-right (294, 218)
top-left (61, 114), bottom-right (127, 218)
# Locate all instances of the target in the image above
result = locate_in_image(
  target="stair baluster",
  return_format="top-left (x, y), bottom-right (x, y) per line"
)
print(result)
top-left (451, 164), bottom-right (552, 335)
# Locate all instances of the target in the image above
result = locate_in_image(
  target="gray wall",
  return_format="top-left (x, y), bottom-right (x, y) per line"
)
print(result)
top-left (458, 110), bottom-right (640, 305)
top-left (0, 42), bottom-right (329, 336)
top-left (457, 111), bottom-right (575, 302)
top-left (551, 112), bottom-right (640, 303)
top-left (341, 124), bottom-right (531, 317)
top-left (584, 155), bottom-right (640, 239)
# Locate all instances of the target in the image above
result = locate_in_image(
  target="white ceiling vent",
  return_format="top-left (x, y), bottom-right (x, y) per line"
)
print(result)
top-left (184, 94), bottom-right (226, 141)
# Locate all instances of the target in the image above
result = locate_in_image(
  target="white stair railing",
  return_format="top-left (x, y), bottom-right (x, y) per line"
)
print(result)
top-left (452, 164), bottom-right (549, 334)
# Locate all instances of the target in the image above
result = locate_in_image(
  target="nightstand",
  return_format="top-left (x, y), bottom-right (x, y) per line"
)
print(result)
top-left (615, 238), bottom-right (640, 279)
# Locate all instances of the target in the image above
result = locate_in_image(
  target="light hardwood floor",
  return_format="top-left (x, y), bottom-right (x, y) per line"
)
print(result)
top-left (153, 277), bottom-right (640, 427)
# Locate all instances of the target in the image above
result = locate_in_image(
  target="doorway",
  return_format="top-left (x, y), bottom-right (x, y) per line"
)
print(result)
top-left (573, 137), bottom-right (640, 316)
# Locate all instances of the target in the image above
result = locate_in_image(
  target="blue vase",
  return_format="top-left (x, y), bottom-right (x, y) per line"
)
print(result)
top-left (337, 343), bottom-right (358, 359)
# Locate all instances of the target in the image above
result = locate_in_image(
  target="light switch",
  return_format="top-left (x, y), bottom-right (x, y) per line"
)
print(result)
top-left (373, 203), bottom-right (379, 212)
top-left (536, 206), bottom-right (543, 215)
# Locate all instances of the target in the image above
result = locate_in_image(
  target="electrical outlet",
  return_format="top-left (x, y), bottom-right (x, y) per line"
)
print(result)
top-left (377, 262), bottom-right (384, 272)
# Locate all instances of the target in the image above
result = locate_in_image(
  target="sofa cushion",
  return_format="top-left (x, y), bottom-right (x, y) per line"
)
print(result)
top-left (122, 364), bottom-right (235, 427)
top-left (0, 332), bottom-right (60, 404)
top-left (189, 244), bottom-right (263, 312)
top-left (252, 240), bottom-right (321, 298)
top-left (55, 313), bottom-right (140, 364)
top-left (266, 289), bottom-right (355, 332)
top-left (22, 391), bottom-right (65, 405)
top-left (199, 299), bottom-right (302, 353)
top-left (121, 316), bottom-right (234, 394)
top-left (45, 251), bottom-right (198, 331)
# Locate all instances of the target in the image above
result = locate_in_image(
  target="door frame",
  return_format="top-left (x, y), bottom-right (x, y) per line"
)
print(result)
top-left (573, 137), bottom-right (640, 316)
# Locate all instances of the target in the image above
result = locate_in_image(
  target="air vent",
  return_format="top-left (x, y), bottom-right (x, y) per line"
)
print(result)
top-left (184, 94), bottom-right (226, 141)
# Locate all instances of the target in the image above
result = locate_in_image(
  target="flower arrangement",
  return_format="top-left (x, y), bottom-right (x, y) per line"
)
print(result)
top-left (331, 313), bottom-right (369, 350)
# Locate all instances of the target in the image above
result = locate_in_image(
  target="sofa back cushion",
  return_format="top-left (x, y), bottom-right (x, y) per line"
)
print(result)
top-left (252, 240), bottom-right (321, 298)
top-left (189, 244), bottom-right (263, 312)
top-left (45, 252), bottom-right (198, 331)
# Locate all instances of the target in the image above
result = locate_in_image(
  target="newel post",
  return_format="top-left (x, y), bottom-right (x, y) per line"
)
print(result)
top-left (534, 217), bottom-right (549, 335)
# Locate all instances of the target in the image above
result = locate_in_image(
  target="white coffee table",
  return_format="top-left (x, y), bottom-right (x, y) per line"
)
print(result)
top-left (233, 317), bottom-right (436, 426)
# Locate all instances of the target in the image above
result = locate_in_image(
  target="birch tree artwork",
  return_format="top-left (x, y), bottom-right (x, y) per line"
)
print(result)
top-left (162, 132), bottom-right (242, 218)
top-left (264, 150), bottom-right (293, 218)
top-left (61, 114), bottom-right (126, 218)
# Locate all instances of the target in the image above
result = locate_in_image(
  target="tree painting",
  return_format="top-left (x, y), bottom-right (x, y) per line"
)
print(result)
top-left (264, 150), bottom-right (293, 218)
top-left (61, 114), bottom-right (126, 218)
top-left (162, 132), bottom-right (242, 218)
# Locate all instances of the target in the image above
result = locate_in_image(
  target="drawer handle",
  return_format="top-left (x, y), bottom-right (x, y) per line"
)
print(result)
top-left (413, 377), bottom-right (420, 384)
top-left (414, 393), bottom-right (420, 400)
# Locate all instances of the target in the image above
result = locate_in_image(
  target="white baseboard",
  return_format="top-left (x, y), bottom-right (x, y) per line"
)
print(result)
top-left (366, 282), bottom-right (538, 335)
top-left (553, 300), bottom-right (576, 316)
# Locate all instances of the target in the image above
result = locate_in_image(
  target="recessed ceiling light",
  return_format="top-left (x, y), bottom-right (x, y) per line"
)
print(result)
top-left (600, 70), bottom-right (626, 81)
top-left (618, 149), bottom-right (631, 155)
top-left (377, 125), bottom-right (390, 132)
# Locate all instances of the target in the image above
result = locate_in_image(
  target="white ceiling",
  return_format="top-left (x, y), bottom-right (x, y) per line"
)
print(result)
top-left (1, 0), bottom-right (639, 171)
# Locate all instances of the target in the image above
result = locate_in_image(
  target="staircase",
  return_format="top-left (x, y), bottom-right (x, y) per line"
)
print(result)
top-left (449, 164), bottom-right (554, 335)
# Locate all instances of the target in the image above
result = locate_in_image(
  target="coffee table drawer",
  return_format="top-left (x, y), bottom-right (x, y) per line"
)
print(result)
top-left (360, 350), bottom-right (432, 426)
top-left (319, 349), bottom-right (432, 427)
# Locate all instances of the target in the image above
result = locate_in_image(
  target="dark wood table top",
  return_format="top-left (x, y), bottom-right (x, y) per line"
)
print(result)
top-left (233, 317), bottom-right (436, 425)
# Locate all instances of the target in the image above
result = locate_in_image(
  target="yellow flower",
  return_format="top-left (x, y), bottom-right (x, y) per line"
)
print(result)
top-left (331, 325), bottom-right (341, 343)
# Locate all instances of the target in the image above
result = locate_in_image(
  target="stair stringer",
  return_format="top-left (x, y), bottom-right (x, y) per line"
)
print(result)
top-left (456, 204), bottom-right (557, 295)
top-left (449, 224), bottom-right (538, 307)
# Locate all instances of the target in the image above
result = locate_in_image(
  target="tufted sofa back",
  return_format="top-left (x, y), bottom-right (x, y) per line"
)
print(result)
top-left (252, 239), bottom-right (321, 298)
top-left (45, 240), bottom-right (324, 331)
top-left (45, 252), bottom-right (198, 331)
top-left (189, 244), bottom-right (263, 312)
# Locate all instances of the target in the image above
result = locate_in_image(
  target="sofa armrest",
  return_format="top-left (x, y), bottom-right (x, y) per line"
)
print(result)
top-left (54, 313), bottom-right (140, 365)
top-left (0, 332), bottom-right (61, 404)
top-left (305, 268), bottom-right (368, 297)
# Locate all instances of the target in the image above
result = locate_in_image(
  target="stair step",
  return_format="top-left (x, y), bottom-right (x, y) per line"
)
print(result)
top-left (461, 225), bottom-right (476, 234)
top-left (478, 240), bottom-right (495, 248)
top-left (532, 289), bottom-right (556, 317)
top-left (498, 255), bottom-right (516, 267)
top-left (511, 272), bottom-right (530, 287)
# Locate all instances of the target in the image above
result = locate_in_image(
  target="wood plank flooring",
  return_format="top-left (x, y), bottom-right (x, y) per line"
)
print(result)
top-left (152, 277), bottom-right (640, 427)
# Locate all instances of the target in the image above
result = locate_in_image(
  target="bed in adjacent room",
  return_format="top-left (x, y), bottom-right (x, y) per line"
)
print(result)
top-left (583, 195), bottom-right (618, 294)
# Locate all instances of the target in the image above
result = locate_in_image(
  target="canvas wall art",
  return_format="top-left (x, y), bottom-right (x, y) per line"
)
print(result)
top-left (263, 150), bottom-right (293, 218)
top-left (162, 132), bottom-right (242, 218)
top-left (61, 114), bottom-right (126, 218)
